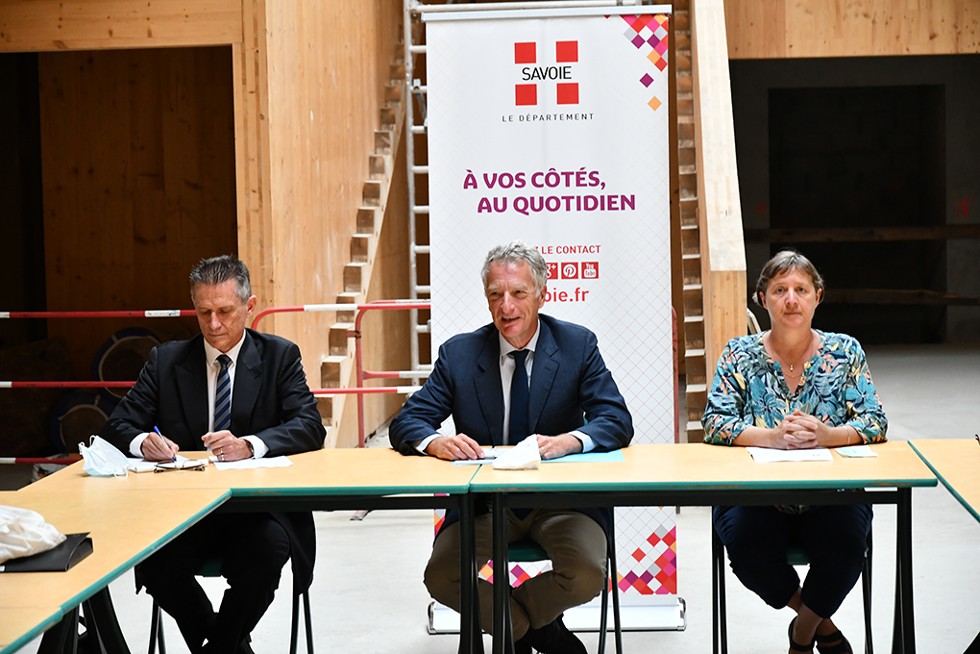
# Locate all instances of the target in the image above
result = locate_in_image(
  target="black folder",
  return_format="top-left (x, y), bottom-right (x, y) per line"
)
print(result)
top-left (0, 533), bottom-right (93, 572)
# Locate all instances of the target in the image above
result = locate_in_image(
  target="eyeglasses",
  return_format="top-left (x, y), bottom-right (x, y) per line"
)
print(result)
top-left (154, 460), bottom-right (207, 473)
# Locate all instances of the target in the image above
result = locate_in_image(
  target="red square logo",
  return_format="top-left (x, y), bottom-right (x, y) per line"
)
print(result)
top-left (582, 262), bottom-right (599, 279)
top-left (515, 84), bottom-right (537, 106)
top-left (514, 42), bottom-right (536, 64)
top-left (555, 41), bottom-right (578, 63)
top-left (560, 262), bottom-right (579, 280)
top-left (546, 262), bottom-right (558, 280)
top-left (556, 83), bottom-right (579, 105)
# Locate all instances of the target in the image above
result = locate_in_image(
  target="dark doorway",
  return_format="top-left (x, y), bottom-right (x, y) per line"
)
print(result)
top-left (767, 85), bottom-right (946, 343)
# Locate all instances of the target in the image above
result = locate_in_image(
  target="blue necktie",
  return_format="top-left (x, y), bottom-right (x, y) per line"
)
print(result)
top-left (508, 350), bottom-right (530, 445)
top-left (508, 350), bottom-right (531, 519)
top-left (214, 354), bottom-right (232, 431)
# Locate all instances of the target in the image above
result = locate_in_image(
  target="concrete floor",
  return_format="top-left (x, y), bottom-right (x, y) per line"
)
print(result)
top-left (17, 344), bottom-right (980, 653)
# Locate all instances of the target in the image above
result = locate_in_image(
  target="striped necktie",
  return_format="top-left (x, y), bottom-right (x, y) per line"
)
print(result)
top-left (213, 354), bottom-right (232, 431)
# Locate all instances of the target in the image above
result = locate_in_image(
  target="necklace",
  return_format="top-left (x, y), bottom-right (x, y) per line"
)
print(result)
top-left (766, 331), bottom-right (815, 376)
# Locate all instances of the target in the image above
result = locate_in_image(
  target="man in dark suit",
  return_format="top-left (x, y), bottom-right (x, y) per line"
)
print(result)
top-left (101, 255), bottom-right (325, 654)
top-left (390, 241), bottom-right (633, 654)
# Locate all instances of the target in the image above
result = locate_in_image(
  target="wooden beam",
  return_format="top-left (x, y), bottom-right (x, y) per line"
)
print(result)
top-left (692, 0), bottom-right (747, 370)
top-left (745, 225), bottom-right (980, 243)
top-left (0, 0), bottom-right (242, 52)
top-left (826, 288), bottom-right (980, 306)
top-left (725, 0), bottom-right (980, 59)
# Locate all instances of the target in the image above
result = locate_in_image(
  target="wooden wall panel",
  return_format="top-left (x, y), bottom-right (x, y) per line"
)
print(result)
top-left (0, 0), bottom-right (242, 52)
top-left (239, 1), bottom-right (404, 408)
top-left (726, 0), bottom-right (980, 59)
top-left (40, 47), bottom-right (237, 376)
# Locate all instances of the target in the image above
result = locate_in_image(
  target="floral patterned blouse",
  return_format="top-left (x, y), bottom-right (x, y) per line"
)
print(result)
top-left (702, 330), bottom-right (888, 445)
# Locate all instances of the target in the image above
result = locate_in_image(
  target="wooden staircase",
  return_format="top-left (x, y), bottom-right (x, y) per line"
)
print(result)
top-left (673, 0), bottom-right (709, 443)
top-left (318, 50), bottom-right (407, 445)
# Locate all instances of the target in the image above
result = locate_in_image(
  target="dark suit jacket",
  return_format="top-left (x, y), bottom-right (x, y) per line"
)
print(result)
top-left (389, 314), bottom-right (633, 530)
top-left (101, 329), bottom-right (326, 590)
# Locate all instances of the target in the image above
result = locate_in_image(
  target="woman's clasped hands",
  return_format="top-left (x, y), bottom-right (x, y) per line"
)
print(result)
top-left (776, 410), bottom-right (829, 449)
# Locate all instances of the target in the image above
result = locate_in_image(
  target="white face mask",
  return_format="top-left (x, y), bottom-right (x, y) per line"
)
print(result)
top-left (0, 505), bottom-right (66, 565)
top-left (492, 434), bottom-right (542, 470)
top-left (78, 435), bottom-right (130, 478)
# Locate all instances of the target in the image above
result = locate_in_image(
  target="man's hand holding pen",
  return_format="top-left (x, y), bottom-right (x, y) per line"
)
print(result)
top-left (141, 427), bottom-right (180, 462)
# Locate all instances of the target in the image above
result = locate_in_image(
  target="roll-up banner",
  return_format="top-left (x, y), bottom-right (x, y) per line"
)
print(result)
top-left (424, 4), bottom-right (682, 632)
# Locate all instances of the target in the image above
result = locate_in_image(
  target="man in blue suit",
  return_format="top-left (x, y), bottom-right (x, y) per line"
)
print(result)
top-left (102, 255), bottom-right (325, 654)
top-left (390, 241), bottom-right (633, 654)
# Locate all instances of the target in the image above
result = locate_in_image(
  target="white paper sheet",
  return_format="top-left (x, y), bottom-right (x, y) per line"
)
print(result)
top-left (746, 447), bottom-right (834, 463)
top-left (210, 456), bottom-right (292, 470)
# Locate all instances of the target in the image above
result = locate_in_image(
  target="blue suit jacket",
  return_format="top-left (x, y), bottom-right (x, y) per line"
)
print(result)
top-left (101, 329), bottom-right (326, 590)
top-left (390, 314), bottom-right (633, 530)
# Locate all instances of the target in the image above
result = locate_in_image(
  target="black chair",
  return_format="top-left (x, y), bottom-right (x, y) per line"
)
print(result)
top-left (505, 512), bottom-right (623, 653)
top-left (711, 518), bottom-right (873, 654)
top-left (147, 557), bottom-right (314, 654)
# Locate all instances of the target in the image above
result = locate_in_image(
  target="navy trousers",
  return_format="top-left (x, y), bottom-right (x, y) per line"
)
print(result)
top-left (713, 504), bottom-right (872, 619)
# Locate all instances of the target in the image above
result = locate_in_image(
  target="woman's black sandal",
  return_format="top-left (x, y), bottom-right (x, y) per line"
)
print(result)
top-left (815, 629), bottom-right (853, 654)
top-left (789, 618), bottom-right (816, 653)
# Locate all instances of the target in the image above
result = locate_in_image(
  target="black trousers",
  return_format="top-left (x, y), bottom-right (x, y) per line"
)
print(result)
top-left (138, 512), bottom-right (291, 654)
top-left (713, 504), bottom-right (872, 619)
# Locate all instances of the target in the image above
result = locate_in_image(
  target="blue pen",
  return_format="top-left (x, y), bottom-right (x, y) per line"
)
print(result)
top-left (154, 425), bottom-right (177, 462)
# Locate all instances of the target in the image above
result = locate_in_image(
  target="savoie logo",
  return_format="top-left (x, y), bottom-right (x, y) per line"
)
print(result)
top-left (513, 40), bottom-right (579, 106)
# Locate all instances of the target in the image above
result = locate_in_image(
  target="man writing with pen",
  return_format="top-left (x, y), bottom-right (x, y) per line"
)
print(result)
top-left (101, 255), bottom-right (325, 654)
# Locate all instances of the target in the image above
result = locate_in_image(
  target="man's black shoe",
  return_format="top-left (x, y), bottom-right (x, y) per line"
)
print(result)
top-left (527, 614), bottom-right (587, 654)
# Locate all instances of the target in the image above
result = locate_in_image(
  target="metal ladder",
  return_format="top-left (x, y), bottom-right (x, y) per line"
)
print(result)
top-left (403, 0), bottom-right (432, 375)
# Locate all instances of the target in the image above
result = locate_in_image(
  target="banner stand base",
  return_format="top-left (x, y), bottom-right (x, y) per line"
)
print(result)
top-left (427, 596), bottom-right (687, 635)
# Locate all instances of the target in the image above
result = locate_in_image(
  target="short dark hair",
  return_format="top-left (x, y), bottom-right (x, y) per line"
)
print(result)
top-left (189, 255), bottom-right (251, 303)
top-left (753, 249), bottom-right (825, 306)
top-left (481, 241), bottom-right (548, 296)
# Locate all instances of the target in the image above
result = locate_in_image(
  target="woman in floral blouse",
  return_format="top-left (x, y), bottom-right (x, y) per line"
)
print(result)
top-left (703, 250), bottom-right (887, 654)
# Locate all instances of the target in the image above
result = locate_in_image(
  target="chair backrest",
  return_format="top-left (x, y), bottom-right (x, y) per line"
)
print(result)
top-left (508, 539), bottom-right (548, 562)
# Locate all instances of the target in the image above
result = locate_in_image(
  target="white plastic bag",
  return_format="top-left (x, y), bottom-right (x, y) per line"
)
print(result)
top-left (0, 505), bottom-right (66, 564)
top-left (78, 435), bottom-right (130, 477)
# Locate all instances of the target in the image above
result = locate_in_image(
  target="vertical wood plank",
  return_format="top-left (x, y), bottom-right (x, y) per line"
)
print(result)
top-left (40, 47), bottom-right (237, 376)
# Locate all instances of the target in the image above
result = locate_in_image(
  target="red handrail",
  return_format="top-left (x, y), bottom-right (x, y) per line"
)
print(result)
top-left (1, 301), bottom-right (432, 456)
top-left (253, 300), bottom-right (431, 445)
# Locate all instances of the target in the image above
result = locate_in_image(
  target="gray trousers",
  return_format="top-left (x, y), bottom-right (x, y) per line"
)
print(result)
top-left (424, 507), bottom-right (607, 640)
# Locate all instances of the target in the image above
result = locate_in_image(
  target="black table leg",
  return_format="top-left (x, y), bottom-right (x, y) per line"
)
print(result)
top-left (458, 491), bottom-right (484, 654)
top-left (82, 587), bottom-right (131, 654)
top-left (38, 607), bottom-right (79, 654)
top-left (892, 488), bottom-right (915, 654)
top-left (491, 492), bottom-right (513, 654)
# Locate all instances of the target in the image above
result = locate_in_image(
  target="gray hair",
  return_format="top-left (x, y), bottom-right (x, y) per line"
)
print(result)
top-left (753, 249), bottom-right (825, 305)
top-left (189, 255), bottom-right (252, 303)
top-left (481, 241), bottom-right (548, 295)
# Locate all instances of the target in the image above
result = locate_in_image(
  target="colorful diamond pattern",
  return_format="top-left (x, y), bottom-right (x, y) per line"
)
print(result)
top-left (614, 13), bottom-right (670, 112)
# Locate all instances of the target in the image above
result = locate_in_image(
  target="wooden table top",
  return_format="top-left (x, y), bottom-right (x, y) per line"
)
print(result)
top-left (910, 438), bottom-right (980, 523)
top-left (28, 447), bottom-right (478, 497)
top-left (471, 440), bottom-right (937, 493)
top-left (0, 606), bottom-right (62, 652)
top-left (0, 486), bottom-right (227, 612)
